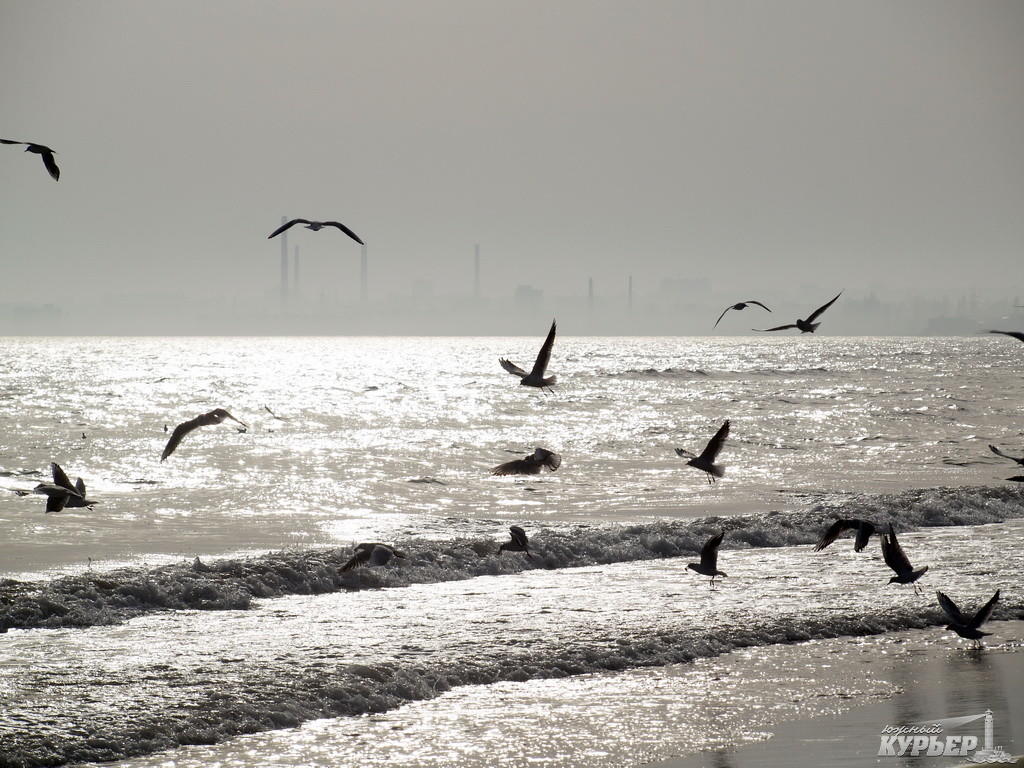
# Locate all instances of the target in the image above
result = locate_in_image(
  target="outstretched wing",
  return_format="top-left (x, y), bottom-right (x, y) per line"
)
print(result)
top-left (499, 358), bottom-right (528, 377)
top-left (161, 416), bottom-right (204, 461)
top-left (75, 478), bottom-right (86, 496)
top-left (491, 458), bottom-right (535, 476)
top-left (509, 526), bottom-right (529, 548)
top-left (530, 320), bottom-right (557, 377)
top-left (51, 463), bottom-right (77, 493)
top-left (753, 324), bottom-right (798, 332)
top-left (968, 589), bottom-right (1000, 629)
top-left (322, 221), bottom-right (365, 245)
top-left (806, 292), bottom-right (842, 323)
top-left (745, 300), bottom-right (771, 312)
top-left (700, 531), bottom-right (724, 570)
top-left (713, 306), bottom-right (733, 328)
top-left (989, 444), bottom-right (1021, 462)
top-left (0, 139), bottom-right (27, 145)
top-left (267, 219), bottom-right (309, 239)
top-left (936, 591), bottom-right (968, 626)
top-left (853, 521), bottom-right (875, 552)
top-left (881, 525), bottom-right (912, 576)
top-left (987, 330), bottom-right (1024, 343)
top-left (698, 420), bottom-right (730, 463)
top-left (814, 519), bottom-right (855, 552)
top-left (40, 150), bottom-right (60, 181)
top-left (45, 493), bottom-right (69, 513)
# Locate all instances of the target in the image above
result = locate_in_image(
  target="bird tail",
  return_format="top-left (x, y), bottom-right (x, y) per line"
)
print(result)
top-left (543, 376), bottom-right (557, 386)
top-left (806, 322), bottom-right (820, 333)
top-left (709, 463), bottom-right (725, 478)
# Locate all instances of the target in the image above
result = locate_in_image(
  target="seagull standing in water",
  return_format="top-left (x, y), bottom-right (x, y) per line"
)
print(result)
top-left (1, 139), bottom-right (60, 181)
top-left (814, 518), bottom-right (877, 552)
top-left (267, 218), bottom-right (364, 245)
top-left (881, 524), bottom-right (929, 594)
top-left (675, 420), bottom-right (730, 484)
top-left (499, 320), bottom-right (558, 391)
top-left (714, 301), bottom-right (771, 328)
top-left (161, 409), bottom-right (248, 461)
top-left (340, 543), bottom-right (406, 571)
top-left (491, 448), bottom-right (562, 476)
top-left (687, 531), bottom-right (727, 588)
top-left (498, 526), bottom-right (534, 558)
top-left (754, 292), bottom-right (842, 334)
top-left (937, 590), bottom-right (1000, 647)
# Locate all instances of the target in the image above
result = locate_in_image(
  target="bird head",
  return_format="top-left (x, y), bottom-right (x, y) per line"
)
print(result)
top-left (686, 562), bottom-right (699, 572)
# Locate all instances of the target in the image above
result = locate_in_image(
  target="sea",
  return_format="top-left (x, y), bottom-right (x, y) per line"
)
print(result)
top-left (1, 335), bottom-right (1023, 767)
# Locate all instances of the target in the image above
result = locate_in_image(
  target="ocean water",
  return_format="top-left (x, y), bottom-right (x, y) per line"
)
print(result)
top-left (1, 336), bottom-right (1023, 766)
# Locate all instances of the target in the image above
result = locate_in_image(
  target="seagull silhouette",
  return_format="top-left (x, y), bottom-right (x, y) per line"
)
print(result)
top-left (881, 524), bottom-right (928, 594)
top-left (499, 525), bottom-right (534, 558)
top-left (500, 320), bottom-right (557, 390)
top-left (267, 218), bottom-right (364, 245)
top-left (687, 531), bottom-right (727, 588)
top-left (161, 408), bottom-right (248, 461)
top-left (937, 589), bottom-right (1000, 647)
top-left (1, 139), bottom-right (59, 181)
top-left (714, 300), bottom-right (771, 328)
top-left (34, 463), bottom-right (95, 512)
top-left (989, 444), bottom-right (1024, 467)
top-left (986, 330), bottom-right (1024, 343)
top-left (754, 292), bottom-right (842, 334)
top-left (340, 542), bottom-right (406, 571)
top-left (814, 518), bottom-right (877, 552)
top-left (492, 448), bottom-right (562, 476)
top-left (675, 420), bottom-right (729, 484)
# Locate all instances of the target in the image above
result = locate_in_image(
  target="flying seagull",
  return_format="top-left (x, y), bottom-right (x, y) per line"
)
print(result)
top-left (340, 542), bottom-right (406, 571)
top-left (714, 300), bottom-right (771, 328)
top-left (499, 320), bottom-right (558, 390)
top-left (687, 531), bottom-right (727, 588)
top-left (881, 524), bottom-right (929, 594)
top-left (267, 219), bottom-right (364, 245)
top-left (34, 463), bottom-right (95, 513)
top-left (498, 526), bottom-right (534, 558)
top-left (937, 590), bottom-right (1000, 647)
top-left (989, 444), bottom-right (1024, 467)
top-left (161, 408), bottom-right (248, 461)
top-left (675, 420), bottom-right (730, 484)
top-left (814, 518), bottom-right (877, 552)
top-left (754, 292), bottom-right (842, 334)
top-left (986, 330), bottom-right (1024, 344)
top-left (492, 448), bottom-right (562, 476)
top-left (1, 139), bottom-right (59, 181)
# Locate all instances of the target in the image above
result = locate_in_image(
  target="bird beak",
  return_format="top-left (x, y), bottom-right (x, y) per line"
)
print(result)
top-left (226, 414), bottom-right (248, 429)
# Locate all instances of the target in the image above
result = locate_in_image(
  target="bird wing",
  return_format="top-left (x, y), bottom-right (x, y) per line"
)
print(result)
top-left (499, 358), bottom-right (528, 377)
top-left (853, 521), bottom-right (875, 552)
top-left (968, 589), bottom-right (1000, 629)
top-left (698, 420), bottom-right (730, 463)
top-left (322, 221), bottom-right (365, 245)
top-left (813, 519), bottom-right (854, 551)
top-left (806, 292), bottom-right (842, 323)
top-left (881, 525), bottom-right (913, 576)
top-left (987, 330), bottom-right (1024, 343)
top-left (45, 493), bottom-right (69, 513)
top-left (40, 150), bottom-right (59, 181)
top-left (491, 459), bottom-right (534, 475)
top-left (51, 463), bottom-right (77, 493)
top-left (936, 591), bottom-right (968, 626)
top-left (509, 526), bottom-right (529, 548)
top-left (267, 219), bottom-right (309, 239)
top-left (753, 324), bottom-right (798, 332)
top-left (75, 478), bottom-right (86, 496)
top-left (745, 301), bottom-right (771, 312)
top-left (530, 320), bottom-right (557, 377)
top-left (713, 306), bottom-right (733, 328)
top-left (161, 415), bottom-right (207, 461)
top-left (700, 531), bottom-right (724, 570)
top-left (989, 444), bottom-right (1022, 462)
top-left (0, 139), bottom-right (27, 145)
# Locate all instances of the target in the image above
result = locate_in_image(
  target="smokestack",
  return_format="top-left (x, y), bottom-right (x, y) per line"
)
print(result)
top-left (588, 277), bottom-right (594, 310)
top-left (628, 274), bottom-right (633, 311)
top-left (293, 245), bottom-right (299, 294)
top-left (474, 243), bottom-right (480, 298)
top-left (280, 216), bottom-right (289, 303)
top-left (360, 245), bottom-right (368, 303)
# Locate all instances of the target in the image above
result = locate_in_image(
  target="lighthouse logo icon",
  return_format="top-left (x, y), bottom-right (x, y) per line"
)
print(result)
top-left (878, 709), bottom-right (1014, 762)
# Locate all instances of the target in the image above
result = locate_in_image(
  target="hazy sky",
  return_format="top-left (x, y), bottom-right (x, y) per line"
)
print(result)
top-left (2, 0), bottom-right (1022, 313)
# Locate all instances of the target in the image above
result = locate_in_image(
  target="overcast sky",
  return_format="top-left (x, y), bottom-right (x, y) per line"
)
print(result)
top-left (1, 0), bottom-right (1022, 318)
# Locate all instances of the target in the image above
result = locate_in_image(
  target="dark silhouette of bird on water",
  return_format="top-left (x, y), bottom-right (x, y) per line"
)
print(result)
top-left (986, 330), bottom-right (1024, 344)
top-left (1, 139), bottom-right (60, 181)
top-left (499, 526), bottom-right (534, 558)
top-left (814, 518), bottom-right (877, 552)
top-left (491, 448), bottom-right (562, 476)
top-left (161, 409), bottom-right (248, 461)
top-left (754, 292), bottom-right (842, 334)
top-left (500, 320), bottom-right (558, 390)
top-left (988, 444), bottom-right (1024, 468)
top-left (881, 524), bottom-right (928, 594)
top-left (267, 218), bottom-right (364, 245)
top-left (687, 531), bottom-right (727, 588)
top-left (937, 589), bottom-right (1000, 647)
top-left (340, 543), bottom-right (405, 571)
top-left (714, 300), bottom-right (771, 328)
top-left (675, 420), bottom-right (730, 484)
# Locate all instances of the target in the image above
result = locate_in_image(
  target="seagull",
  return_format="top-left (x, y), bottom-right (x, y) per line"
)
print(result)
top-left (881, 524), bottom-right (929, 594)
top-left (937, 590), bottom-right (1000, 647)
top-left (492, 448), bottom-right (562, 476)
top-left (753, 292), bottom-right (842, 334)
top-left (989, 444), bottom-right (1024, 467)
top-left (986, 330), bottom-right (1024, 344)
top-left (498, 526), bottom-right (534, 558)
top-left (267, 219), bottom-right (364, 245)
top-left (714, 300), bottom-right (771, 328)
top-left (813, 518), bottom-right (877, 552)
top-left (675, 420), bottom-right (729, 484)
top-left (161, 408), bottom-right (248, 461)
top-left (33, 463), bottom-right (95, 513)
top-left (340, 542), bottom-right (406, 571)
top-left (1, 139), bottom-right (59, 181)
top-left (499, 320), bottom-right (557, 390)
top-left (687, 531), bottom-right (727, 588)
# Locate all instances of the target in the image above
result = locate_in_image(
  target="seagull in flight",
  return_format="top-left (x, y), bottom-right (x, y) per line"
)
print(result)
top-left (754, 292), bottom-right (842, 334)
top-left (675, 420), bottom-right (729, 484)
top-left (340, 542), bottom-right (406, 571)
top-left (986, 330), bottom-right (1024, 344)
top-left (989, 444), bottom-right (1024, 467)
top-left (500, 320), bottom-right (558, 390)
top-left (492, 448), bottom-right (562, 476)
top-left (499, 526), bottom-right (534, 558)
top-left (687, 531), bottom-right (727, 588)
top-left (881, 524), bottom-right (928, 594)
top-left (813, 518), bottom-right (877, 552)
top-left (714, 300), bottom-right (771, 328)
top-left (267, 218), bottom-right (364, 245)
top-left (33, 463), bottom-right (95, 512)
top-left (937, 589), bottom-right (1000, 647)
top-left (161, 408), bottom-right (248, 461)
top-left (1, 139), bottom-right (59, 181)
